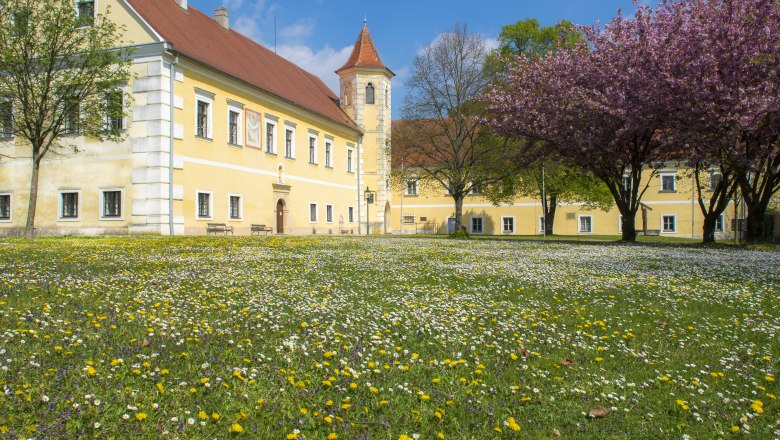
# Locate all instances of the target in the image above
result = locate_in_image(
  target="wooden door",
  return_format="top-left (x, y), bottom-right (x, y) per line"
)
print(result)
top-left (276, 200), bottom-right (284, 233)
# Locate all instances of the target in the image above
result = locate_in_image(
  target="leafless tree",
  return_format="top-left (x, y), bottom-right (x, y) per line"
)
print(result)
top-left (395, 24), bottom-right (521, 233)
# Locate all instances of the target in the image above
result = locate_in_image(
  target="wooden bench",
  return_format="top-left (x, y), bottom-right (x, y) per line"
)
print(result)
top-left (207, 223), bottom-right (234, 235)
top-left (340, 228), bottom-right (353, 234)
top-left (251, 224), bottom-right (273, 235)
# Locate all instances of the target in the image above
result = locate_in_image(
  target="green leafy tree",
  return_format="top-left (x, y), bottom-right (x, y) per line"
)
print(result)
top-left (484, 159), bottom-right (614, 235)
top-left (0, 0), bottom-right (132, 238)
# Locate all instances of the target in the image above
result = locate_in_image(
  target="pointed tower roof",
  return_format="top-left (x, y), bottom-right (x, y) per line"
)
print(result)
top-left (336, 22), bottom-right (394, 76)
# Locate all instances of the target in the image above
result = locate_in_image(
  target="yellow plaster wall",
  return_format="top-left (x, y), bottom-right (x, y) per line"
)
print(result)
top-left (174, 62), bottom-right (362, 235)
top-left (393, 169), bottom-right (738, 239)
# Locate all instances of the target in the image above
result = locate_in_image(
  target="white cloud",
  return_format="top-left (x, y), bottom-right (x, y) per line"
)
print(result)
top-left (276, 44), bottom-right (353, 94)
top-left (279, 18), bottom-right (316, 43)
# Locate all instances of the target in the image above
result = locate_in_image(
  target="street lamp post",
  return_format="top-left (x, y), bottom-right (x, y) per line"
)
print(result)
top-left (364, 187), bottom-right (374, 237)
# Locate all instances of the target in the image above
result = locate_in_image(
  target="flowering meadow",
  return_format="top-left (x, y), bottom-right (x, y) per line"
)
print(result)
top-left (0, 236), bottom-right (777, 439)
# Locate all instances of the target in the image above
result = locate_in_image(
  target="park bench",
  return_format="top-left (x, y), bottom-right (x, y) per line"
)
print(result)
top-left (207, 223), bottom-right (234, 235)
top-left (251, 224), bottom-right (273, 235)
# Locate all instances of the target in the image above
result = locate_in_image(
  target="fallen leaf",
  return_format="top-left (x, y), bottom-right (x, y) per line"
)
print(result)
top-left (561, 357), bottom-right (573, 367)
top-left (141, 338), bottom-right (150, 347)
top-left (588, 407), bottom-right (611, 419)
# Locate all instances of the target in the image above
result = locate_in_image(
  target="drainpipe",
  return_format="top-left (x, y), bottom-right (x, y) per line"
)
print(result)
top-left (169, 55), bottom-right (179, 236)
top-left (357, 135), bottom-right (362, 235)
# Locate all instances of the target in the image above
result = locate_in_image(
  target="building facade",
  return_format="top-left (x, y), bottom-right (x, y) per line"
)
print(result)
top-left (0, 0), bottom-right (392, 236)
top-left (391, 166), bottom-right (760, 240)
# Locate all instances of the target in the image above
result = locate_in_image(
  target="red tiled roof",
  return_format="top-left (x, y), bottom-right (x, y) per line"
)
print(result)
top-left (336, 24), bottom-right (391, 74)
top-left (126, 0), bottom-right (360, 132)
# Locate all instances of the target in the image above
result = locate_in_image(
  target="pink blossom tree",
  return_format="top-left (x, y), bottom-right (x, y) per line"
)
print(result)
top-left (486, 7), bottom-right (677, 242)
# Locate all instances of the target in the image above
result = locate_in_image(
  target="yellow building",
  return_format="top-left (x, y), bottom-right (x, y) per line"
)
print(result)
top-left (0, 0), bottom-right (393, 236)
top-left (392, 165), bottom-right (751, 240)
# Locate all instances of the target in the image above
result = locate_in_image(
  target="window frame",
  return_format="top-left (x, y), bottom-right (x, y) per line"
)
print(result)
top-left (348, 206), bottom-right (355, 223)
top-left (660, 173), bottom-right (677, 193)
top-left (227, 105), bottom-right (243, 147)
top-left (715, 213), bottom-right (725, 233)
top-left (195, 93), bottom-right (213, 140)
top-left (347, 148), bottom-right (354, 173)
top-left (284, 124), bottom-right (295, 159)
top-left (62, 96), bottom-right (81, 136)
top-left (661, 214), bottom-right (677, 233)
top-left (405, 179), bottom-right (418, 196)
top-left (75, 0), bottom-right (96, 27)
top-left (196, 190), bottom-right (213, 221)
top-left (264, 116), bottom-right (277, 154)
top-left (324, 140), bottom-right (333, 168)
top-left (0, 193), bottom-right (12, 222)
top-left (469, 183), bottom-right (482, 195)
top-left (470, 216), bottom-right (484, 234)
top-left (325, 204), bottom-right (334, 223)
top-left (308, 134), bottom-right (318, 164)
top-left (309, 202), bottom-right (318, 223)
top-left (228, 193), bottom-right (242, 221)
top-left (402, 214), bottom-right (416, 225)
top-left (539, 216), bottom-right (545, 234)
top-left (501, 216), bottom-right (515, 234)
top-left (99, 188), bottom-right (123, 221)
top-left (58, 190), bottom-right (81, 222)
top-left (0, 98), bottom-right (13, 138)
top-left (578, 215), bottom-right (593, 234)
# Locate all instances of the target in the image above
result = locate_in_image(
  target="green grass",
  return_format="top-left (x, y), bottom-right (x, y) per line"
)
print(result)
top-left (0, 236), bottom-right (777, 439)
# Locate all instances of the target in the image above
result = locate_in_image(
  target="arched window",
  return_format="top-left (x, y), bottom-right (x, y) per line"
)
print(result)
top-left (365, 83), bottom-right (375, 104)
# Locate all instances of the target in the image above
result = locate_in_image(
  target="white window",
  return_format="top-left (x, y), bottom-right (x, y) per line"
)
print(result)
top-left (0, 99), bottom-right (11, 138)
top-left (660, 173), bottom-right (676, 192)
top-left (470, 183), bottom-right (482, 195)
top-left (265, 118), bottom-right (277, 154)
top-left (104, 89), bottom-right (125, 132)
top-left (347, 148), bottom-right (354, 173)
top-left (309, 203), bottom-right (318, 222)
top-left (662, 214), bottom-right (677, 233)
top-left (348, 206), bottom-right (355, 223)
top-left (325, 204), bottom-right (334, 223)
top-left (100, 189), bottom-right (123, 220)
top-left (62, 96), bottom-right (80, 135)
top-left (196, 191), bottom-right (212, 220)
top-left (709, 173), bottom-right (723, 192)
top-left (0, 193), bottom-right (11, 221)
top-left (402, 214), bottom-right (415, 225)
top-left (539, 216), bottom-right (545, 234)
top-left (325, 141), bottom-right (333, 168)
top-left (284, 125), bottom-right (295, 159)
top-left (715, 213), bottom-right (724, 232)
top-left (195, 91), bottom-right (213, 139)
top-left (76, 0), bottom-right (95, 26)
top-left (308, 134), bottom-right (317, 164)
top-left (578, 215), bottom-right (592, 233)
top-left (471, 217), bottom-right (484, 234)
top-left (405, 179), bottom-right (418, 196)
top-left (229, 194), bottom-right (242, 220)
top-left (227, 105), bottom-right (243, 146)
top-left (58, 191), bottom-right (80, 221)
top-left (501, 216), bottom-right (515, 234)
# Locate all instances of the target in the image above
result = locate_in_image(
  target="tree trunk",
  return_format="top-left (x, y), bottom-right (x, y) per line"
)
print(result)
top-left (545, 196), bottom-right (557, 236)
top-left (745, 205), bottom-right (766, 242)
top-left (24, 159), bottom-right (41, 239)
top-left (701, 215), bottom-right (717, 244)
top-left (453, 195), bottom-right (464, 233)
top-left (620, 211), bottom-right (637, 242)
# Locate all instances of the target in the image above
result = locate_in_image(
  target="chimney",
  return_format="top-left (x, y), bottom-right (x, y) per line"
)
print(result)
top-left (174, 0), bottom-right (187, 10)
top-left (215, 7), bottom-right (229, 30)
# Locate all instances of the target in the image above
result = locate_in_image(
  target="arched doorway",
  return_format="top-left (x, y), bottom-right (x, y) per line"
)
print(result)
top-left (276, 199), bottom-right (285, 234)
top-left (383, 202), bottom-right (391, 234)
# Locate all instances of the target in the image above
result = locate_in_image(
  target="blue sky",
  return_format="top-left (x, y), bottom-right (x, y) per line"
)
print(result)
top-left (188, 0), bottom-right (641, 119)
